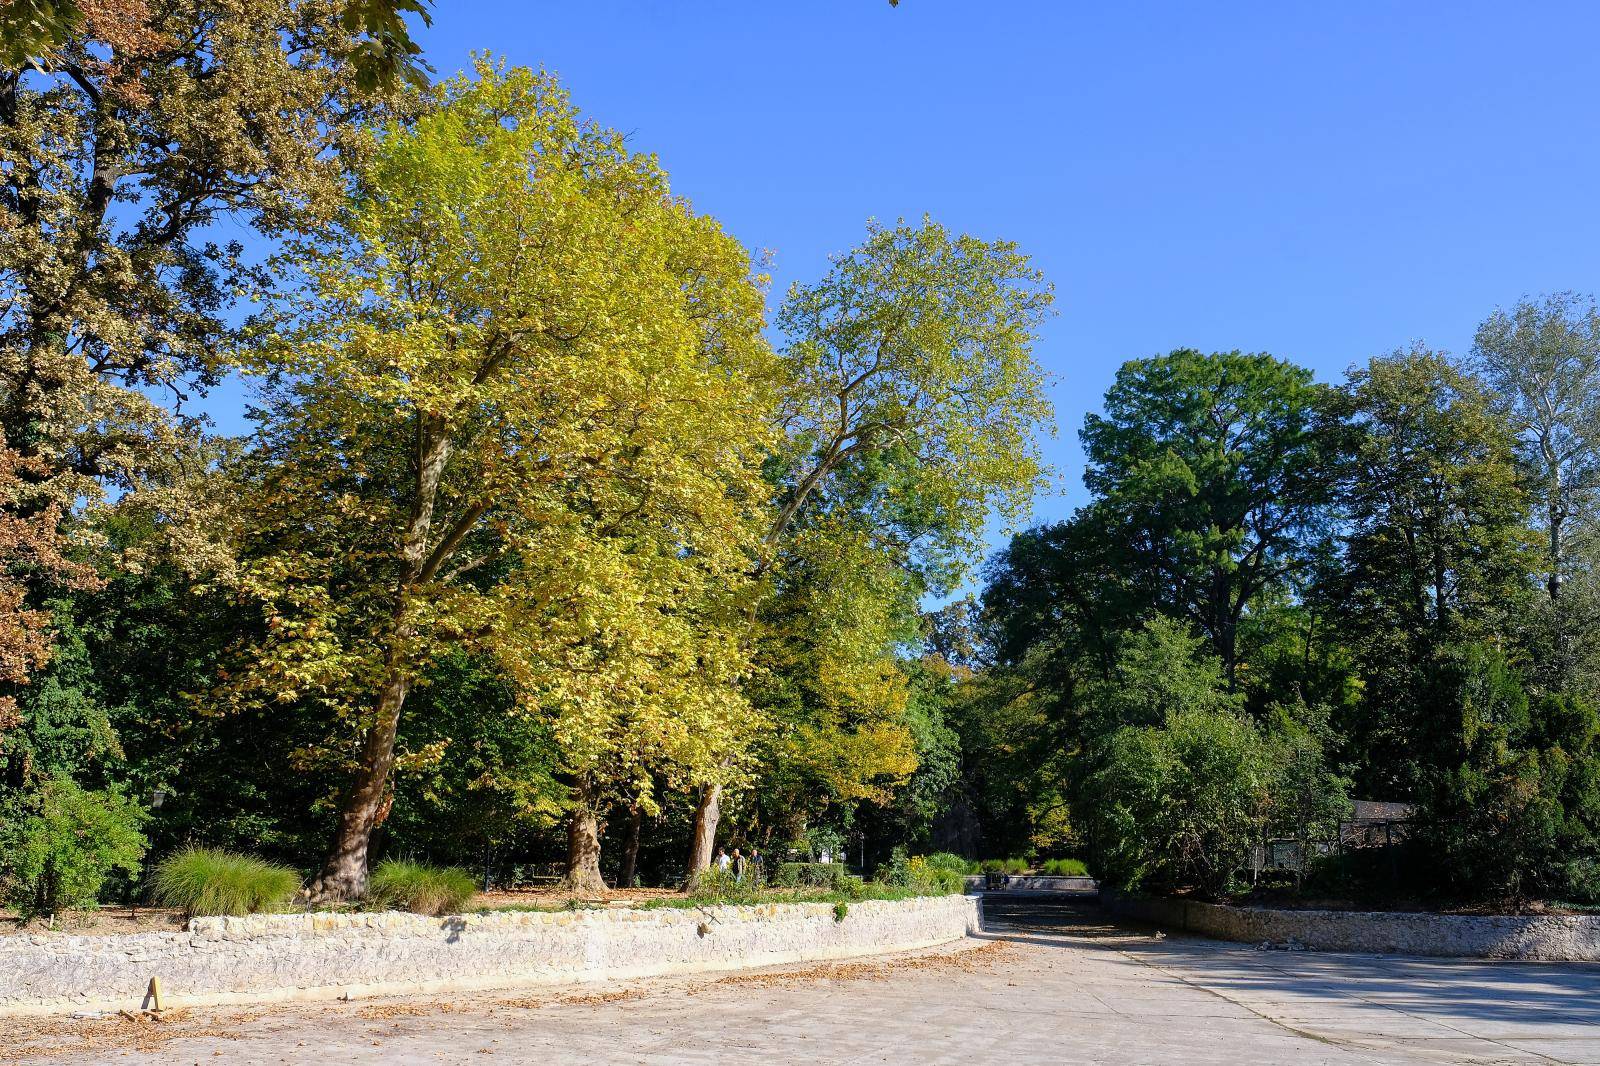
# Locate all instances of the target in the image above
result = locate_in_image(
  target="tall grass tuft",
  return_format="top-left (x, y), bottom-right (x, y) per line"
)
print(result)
top-left (366, 860), bottom-right (477, 916)
top-left (151, 848), bottom-right (301, 917)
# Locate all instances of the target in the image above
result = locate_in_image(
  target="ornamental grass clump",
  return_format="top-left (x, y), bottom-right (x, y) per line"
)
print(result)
top-left (151, 848), bottom-right (300, 917)
top-left (365, 860), bottom-right (477, 916)
top-left (923, 852), bottom-right (978, 876)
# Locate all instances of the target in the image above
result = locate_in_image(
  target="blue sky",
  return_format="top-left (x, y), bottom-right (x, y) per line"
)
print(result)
top-left (212, 1), bottom-right (1600, 561)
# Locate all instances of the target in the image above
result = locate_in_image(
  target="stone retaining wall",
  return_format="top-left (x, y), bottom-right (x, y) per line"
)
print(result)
top-left (1103, 892), bottom-right (1600, 960)
top-left (0, 894), bottom-right (981, 1015)
top-left (963, 875), bottom-right (1099, 893)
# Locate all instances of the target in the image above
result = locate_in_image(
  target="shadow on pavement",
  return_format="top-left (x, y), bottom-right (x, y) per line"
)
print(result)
top-left (973, 890), bottom-right (1600, 1033)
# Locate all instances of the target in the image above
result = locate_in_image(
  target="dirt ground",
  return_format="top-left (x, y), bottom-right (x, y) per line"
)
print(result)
top-left (0, 886), bottom-right (693, 938)
top-left (0, 906), bottom-right (188, 937)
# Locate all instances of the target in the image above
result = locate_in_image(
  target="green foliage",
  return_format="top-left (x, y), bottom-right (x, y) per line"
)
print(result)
top-left (0, 779), bottom-right (147, 921)
top-left (748, 215), bottom-right (1054, 848)
top-left (876, 849), bottom-right (965, 893)
top-left (365, 860), bottom-right (478, 916)
top-left (832, 900), bottom-right (849, 922)
top-left (382, 652), bottom-right (564, 865)
top-left (688, 866), bottom-right (762, 905)
top-left (230, 61), bottom-right (778, 896)
top-left (150, 849), bottom-right (301, 917)
top-left (1089, 708), bottom-right (1276, 896)
top-left (979, 858), bottom-right (1028, 874)
top-left (1334, 347), bottom-right (1536, 796)
top-left (921, 852), bottom-right (978, 875)
top-left (1412, 649), bottom-right (1600, 902)
top-left (1040, 858), bottom-right (1088, 876)
top-left (1081, 349), bottom-right (1342, 678)
top-left (772, 862), bottom-right (852, 890)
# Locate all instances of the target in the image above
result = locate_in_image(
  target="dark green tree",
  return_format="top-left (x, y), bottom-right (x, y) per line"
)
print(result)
top-left (1081, 349), bottom-right (1344, 682)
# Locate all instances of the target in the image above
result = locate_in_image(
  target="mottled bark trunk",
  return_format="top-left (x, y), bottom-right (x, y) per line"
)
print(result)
top-left (618, 804), bottom-right (642, 889)
top-left (686, 782), bottom-right (722, 882)
top-left (306, 660), bottom-right (411, 901)
top-left (308, 415), bottom-right (452, 902)
top-left (564, 779), bottom-right (607, 894)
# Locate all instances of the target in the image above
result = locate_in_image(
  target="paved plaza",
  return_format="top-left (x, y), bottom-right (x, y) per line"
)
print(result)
top-left (9, 895), bottom-right (1599, 1065)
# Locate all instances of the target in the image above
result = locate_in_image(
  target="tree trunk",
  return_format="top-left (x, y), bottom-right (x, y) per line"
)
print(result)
top-left (306, 663), bottom-right (411, 901)
top-left (686, 782), bottom-right (722, 881)
top-left (564, 779), bottom-right (607, 895)
top-left (1549, 496), bottom-right (1565, 602)
top-left (308, 414), bottom-right (453, 903)
top-left (618, 804), bottom-right (642, 889)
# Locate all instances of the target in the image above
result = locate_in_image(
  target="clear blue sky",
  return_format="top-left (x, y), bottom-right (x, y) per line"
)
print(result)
top-left (211, 1), bottom-right (1600, 561)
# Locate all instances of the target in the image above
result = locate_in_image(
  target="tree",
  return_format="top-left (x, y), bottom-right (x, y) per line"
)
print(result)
top-left (0, 0), bottom-right (392, 700)
top-left (1414, 645), bottom-right (1600, 903)
top-left (768, 218), bottom-right (1053, 559)
top-left (1082, 620), bottom-right (1344, 895)
top-left (1, 0), bottom-right (432, 91)
top-left (740, 519), bottom-right (924, 852)
top-left (1333, 347), bottom-right (1535, 794)
top-left (1080, 349), bottom-right (1343, 682)
top-left (686, 218), bottom-right (1056, 872)
top-left (0, 434), bottom-right (95, 744)
top-left (1473, 293), bottom-right (1600, 604)
top-left (1089, 707), bottom-right (1275, 896)
top-left (227, 63), bottom-right (775, 899)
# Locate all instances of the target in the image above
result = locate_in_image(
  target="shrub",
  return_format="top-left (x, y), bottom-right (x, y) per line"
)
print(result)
top-left (772, 861), bottom-right (850, 890)
top-left (909, 857), bottom-right (964, 894)
top-left (833, 873), bottom-right (867, 900)
top-left (981, 858), bottom-right (1027, 874)
top-left (151, 848), bottom-right (300, 917)
top-left (1006, 858), bottom-right (1028, 875)
top-left (687, 866), bottom-right (762, 905)
top-left (832, 900), bottom-right (849, 922)
top-left (878, 852), bottom-right (964, 895)
top-left (922, 852), bottom-right (977, 876)
top-left (0, 779), bottom-right (147, 922)
top-left (1041, 858), bottom-right (1088, 876)
top-left (366, 860), bottom-right (477, 916)
top-left (1087, 708), bottom-right (1276, 896)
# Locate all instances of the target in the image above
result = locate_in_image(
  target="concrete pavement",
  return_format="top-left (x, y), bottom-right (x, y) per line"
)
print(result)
top-left (9, 893), bottom-right (1598, 1064)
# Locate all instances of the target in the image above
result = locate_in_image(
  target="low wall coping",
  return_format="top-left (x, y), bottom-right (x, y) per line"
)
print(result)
top-left (1103, 891), bottom-right (1600, 961)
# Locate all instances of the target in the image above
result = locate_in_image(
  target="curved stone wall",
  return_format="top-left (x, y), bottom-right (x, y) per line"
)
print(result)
top-left (0, 894), bottom-right (980, 1015)
top-left (1104, 892), bottom-right (1600, 960)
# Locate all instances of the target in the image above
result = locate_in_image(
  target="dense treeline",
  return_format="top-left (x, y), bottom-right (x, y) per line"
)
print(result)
top-left (3, 4), bottom-right (1596, 920)
top-left (970, 313), bottom-right (1600, 904)
top-left (0, 7), bottom-right (1049, 915)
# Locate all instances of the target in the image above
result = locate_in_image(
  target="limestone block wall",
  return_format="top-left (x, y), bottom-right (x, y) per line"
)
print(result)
top-left (1104, 892), bottom-right (1600, 960)
top-left (0, 894), bottom-right (981, 1015)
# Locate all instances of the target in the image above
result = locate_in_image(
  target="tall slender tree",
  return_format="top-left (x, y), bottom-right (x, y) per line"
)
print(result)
top-left (686, 219), bottom-right (1055, 873)
top-left (1332, 347), bottom-right (1535, 794)
top-left (1472, 294), bottom-right (1600, 607)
